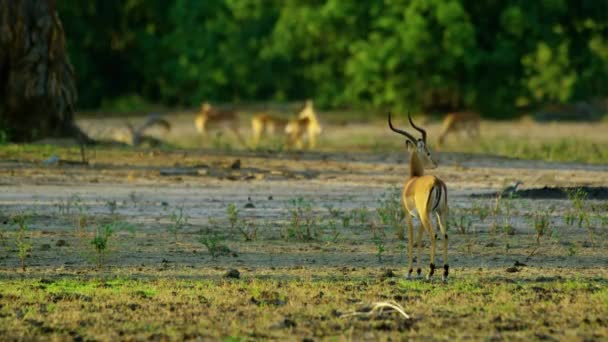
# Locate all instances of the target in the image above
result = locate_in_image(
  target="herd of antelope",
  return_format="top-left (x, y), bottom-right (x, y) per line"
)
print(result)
top-left (194, 99), bottom-right (322, 150)
top-left (109, 103), bottom-right (486, 281)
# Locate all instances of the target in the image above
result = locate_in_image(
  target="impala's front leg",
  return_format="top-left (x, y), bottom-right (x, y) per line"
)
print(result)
top-left (405, 213), bottom-right (414, 279)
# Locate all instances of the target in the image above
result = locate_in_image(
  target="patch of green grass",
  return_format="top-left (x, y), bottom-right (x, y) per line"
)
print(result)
top-left (0, 269), bottom-right (605, 340)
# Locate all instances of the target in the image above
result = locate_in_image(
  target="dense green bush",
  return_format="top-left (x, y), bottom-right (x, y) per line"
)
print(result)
top-left (58, 1), bottom-right (608, 117)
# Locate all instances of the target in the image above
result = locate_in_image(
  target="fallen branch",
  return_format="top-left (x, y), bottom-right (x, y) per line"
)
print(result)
top-left (341, 301), bottom-right (411, 320)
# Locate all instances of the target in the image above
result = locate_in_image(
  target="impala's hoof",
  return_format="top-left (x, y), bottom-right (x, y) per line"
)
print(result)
top-left (442, 275), bottom-right (448, 283)
top-left (406, 269), bottom-right (413, 280)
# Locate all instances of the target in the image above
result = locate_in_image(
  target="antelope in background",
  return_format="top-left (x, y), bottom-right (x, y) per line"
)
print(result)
top-left (194, 102), bottom-right (246, 145)
top-left (250, 113), bottom-right (289, 147)
top-left (437, 111), bottom-right (480, 148)
top-left (250, 99), bottom-right (322, 150)
top-left (113, 114), bottom-right (171, 147)
top-left (296, 99), bottom-right (322, 149)
top-left (389, 113), bottom-right (449, 282)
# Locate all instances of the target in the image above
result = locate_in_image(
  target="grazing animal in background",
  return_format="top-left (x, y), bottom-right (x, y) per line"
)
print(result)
top-left (295, 99), bottom-right (322, 149)
top-left (284, 115), bottom-right (316, 149)
top-left (437, 111), bottom-right (480, 148)
top-left (250, 113), bottom-right (289, 147)
top-left (250, 100), bottom-right (322, 149)
top-left (194, 102), bottom-right (245, 145)
top-left (113, 114), bottom-right (171, 147)
top-left (389, 113), bottom-right (449, 282)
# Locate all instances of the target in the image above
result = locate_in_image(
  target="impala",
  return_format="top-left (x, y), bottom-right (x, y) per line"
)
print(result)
top-left (389, 113), bottom-right (449, 282)
top-left (250, 113), bottom-right (289, 147)
top-left (113, 114), bottom-right (171, 147)
top-left (437, 111), bottom-right (480, 148)
top-left (295, 99), bottom-right (322, 149)
top-left (194, 102), bottom-right (245, 145)
top-left (251, 99), bottom-right (322, 149)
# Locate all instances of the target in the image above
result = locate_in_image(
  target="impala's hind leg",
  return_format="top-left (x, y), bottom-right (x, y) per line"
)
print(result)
top-left (416, 222), bottom-right (424, 278)
top-left (421, 214), bottom-right (436, 280)
top-left (405, 213), bottom-right (414, 279)
top-left (436, 212), bottom-right (449, 282)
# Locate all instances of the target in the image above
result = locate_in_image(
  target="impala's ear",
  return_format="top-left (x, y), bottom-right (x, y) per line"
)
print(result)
top-left (405, 140), bottom-right (413, 150)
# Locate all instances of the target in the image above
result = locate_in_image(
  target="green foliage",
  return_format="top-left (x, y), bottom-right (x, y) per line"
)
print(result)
top-left (226, 203), bottom-right (239, 230)
top-left (376, 186), bottom-right (405, 240)
top-left (12, 214), bottom-right (32, 272)
top-left (58, 1), bottom-right (608, 116)
top-left (198, 232), bottom-right (231, 258)
top-left (285, 197), bottom-right (317, 241)
top-left (532, 211), bottom-right (551, 245)
top-left (91, 224), bottom-right (113, 268)
top-left (168, 207), bottom-right (188, 242)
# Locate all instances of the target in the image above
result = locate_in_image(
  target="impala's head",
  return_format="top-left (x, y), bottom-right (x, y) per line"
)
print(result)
top-left (388, 112), bottom-right (437, 169)
top-left (201, 102), bottom-right (212, 113)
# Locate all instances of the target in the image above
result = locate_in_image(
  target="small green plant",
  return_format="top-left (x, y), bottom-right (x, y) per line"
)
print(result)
top-left (567, 243), bottom-right (579, 256)
top-left (341, 214), bottom-right (351, 230)
top-left (285, 197), bottom-right (317, 241)
top-left (325, 204), bottom-right (343, 220)
top-left (472, 201), bottom-right (490, 222)
top-left (106, 200), bottom-right (118, 216)
top-left (168, 207), bottom-right (188, 243)
top-left (565, 188), bottom-right (593, 243)
top-left (532, 211), bottom-right (551, 246)
top-left (373, 235), bottom-right (385, 262)
top-left (452, 214), bottom-right (472, 235)
top-left (237, 220), bottom-right (258, 241)
top-left (198, 231), bottom-right (231, 258)
top-left (13, 214), bottom-right (32, 272)
top-left (376, 187), bottom-right (405, 240)
top-left (325, 218), bottom-right (340, 243)
top-left (91, 223), bottom-right (113, 268)
top-left (227, 203), bottom-right (239, 230)
top-left (354, 206), bottom-right (369, 226)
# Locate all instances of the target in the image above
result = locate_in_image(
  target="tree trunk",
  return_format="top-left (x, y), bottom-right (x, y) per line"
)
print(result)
top-left (0, 0), bottom-right (89, 142)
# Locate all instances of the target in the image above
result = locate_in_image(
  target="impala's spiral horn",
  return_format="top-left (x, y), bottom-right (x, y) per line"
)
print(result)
top-left (408, 113), bottom-right (427, 143)
top-left (388, 112), bottom-right (417, 144)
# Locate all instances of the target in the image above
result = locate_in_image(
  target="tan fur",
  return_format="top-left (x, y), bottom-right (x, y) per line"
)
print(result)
top-left (284, 116), bottom-right (313, 149)
top-left (295, 99), bottom-right (322, 149)
top-left (251, 113), bottom-right (289, 147)
top-left (437, 111), bottom-right (480, 147)
top-left (195, 102), bottom-right (245, 145)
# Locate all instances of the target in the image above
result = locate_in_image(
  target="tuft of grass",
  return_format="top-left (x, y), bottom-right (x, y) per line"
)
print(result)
top-left (198, 230), bottom-right (231, 258)
top-left (472, 201), bottom-right (490, 222)
top-left (227, 203), bottom-right (239, 230)
top-left (90, 223), bottom-right (114, 269)
top-left (376, 186), bottom-right (405, 240)
top-left (532, 211), bottom-right (551, 246)
top-left (12, 213), bottom-right (32, 272)
top-left (237, 220), bottom-right (258, 242)
top-left (565, 188), bottom-right (594, 243)
top-left (285, 197), bottom-right (317, 241)
top-left (168, 206), bottom-right (188, 243)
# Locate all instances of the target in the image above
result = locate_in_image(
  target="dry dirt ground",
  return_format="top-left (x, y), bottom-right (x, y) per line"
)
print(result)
top-left (0, 118), bottom-right (607, 340)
